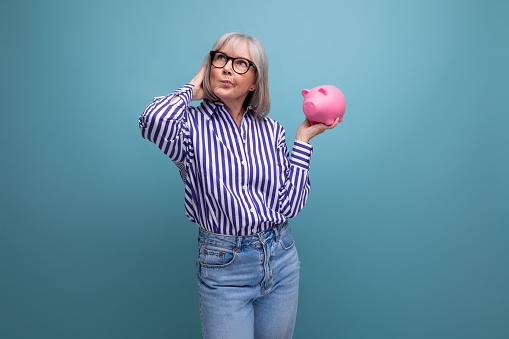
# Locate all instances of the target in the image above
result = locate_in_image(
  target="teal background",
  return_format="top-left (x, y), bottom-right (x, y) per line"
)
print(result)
top-left (1, 0), bottom-right (508, 338)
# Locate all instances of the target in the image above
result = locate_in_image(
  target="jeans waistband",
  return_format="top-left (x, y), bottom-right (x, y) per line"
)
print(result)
top-left (198, 221), bottom-right (289, 248)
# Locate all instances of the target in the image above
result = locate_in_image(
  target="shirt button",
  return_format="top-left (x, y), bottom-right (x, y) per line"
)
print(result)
top-left (242, 186), bottom-right (247, 190)
top-left (241, 161), bottom-right (246, 166)
top-left (250, 207), bottom-right (255, 213)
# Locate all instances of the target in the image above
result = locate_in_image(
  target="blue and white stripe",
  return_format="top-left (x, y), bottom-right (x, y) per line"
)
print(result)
top-left (139, 84), bottom-right (314, 235)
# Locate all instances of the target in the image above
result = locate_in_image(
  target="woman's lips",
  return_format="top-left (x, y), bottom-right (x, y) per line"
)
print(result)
top-left (220, 80), bottom-right (234, 86)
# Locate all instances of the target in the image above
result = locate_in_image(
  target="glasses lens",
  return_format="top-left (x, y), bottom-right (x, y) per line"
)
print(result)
top-left (233, 59), bottom-right (250, 74)
top-left (212, 53), bottom-right (227, 68)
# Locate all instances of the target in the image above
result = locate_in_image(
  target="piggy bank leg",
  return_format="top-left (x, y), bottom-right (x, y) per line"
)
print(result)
top-left (325, 117), bottom-right (343, 125)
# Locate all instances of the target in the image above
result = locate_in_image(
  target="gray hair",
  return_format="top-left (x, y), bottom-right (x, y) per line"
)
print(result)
top-left (201, 32), bottom-right (271, 118)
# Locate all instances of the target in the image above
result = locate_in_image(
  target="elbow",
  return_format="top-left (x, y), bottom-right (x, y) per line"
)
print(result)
top-left (138, 116), bottom-right (151, 141)
top-left (280, 201), bottom-right (304, 219)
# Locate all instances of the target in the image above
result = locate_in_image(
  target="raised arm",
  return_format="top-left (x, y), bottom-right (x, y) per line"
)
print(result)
top-left (138, 66), bottom-right (206, 165)
top-left (277, 126), bottom-right (314, 218)
top-left (277, 117), bottom-right (341, 217)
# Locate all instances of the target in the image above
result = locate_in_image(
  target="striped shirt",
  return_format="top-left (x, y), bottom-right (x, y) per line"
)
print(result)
top-left (139, 84), bottom-right (314, 235)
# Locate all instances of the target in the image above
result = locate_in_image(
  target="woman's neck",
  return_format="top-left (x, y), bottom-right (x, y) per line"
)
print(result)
top-left (224, 102), bottom-right (245, 127)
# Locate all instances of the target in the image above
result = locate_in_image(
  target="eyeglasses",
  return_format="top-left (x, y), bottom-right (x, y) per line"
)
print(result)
top-left (209, 51), bottom-right (257, 75)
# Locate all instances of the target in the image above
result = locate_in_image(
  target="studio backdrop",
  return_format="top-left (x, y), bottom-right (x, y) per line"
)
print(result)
top-left (1, 0), bottom-right (508, 338)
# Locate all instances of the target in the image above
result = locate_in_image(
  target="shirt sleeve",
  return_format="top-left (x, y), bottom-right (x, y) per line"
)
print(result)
top-left (138, 84), bottom-right (194, 175)
top-left (277, 126), bottom-right (314, 218)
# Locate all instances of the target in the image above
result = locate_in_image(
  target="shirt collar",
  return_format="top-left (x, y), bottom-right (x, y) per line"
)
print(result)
top-left (202, 100), bottom-right (256, 120)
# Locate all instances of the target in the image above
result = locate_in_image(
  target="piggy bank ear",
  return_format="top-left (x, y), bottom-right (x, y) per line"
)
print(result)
top-left (301, 89), bottom-right (309, 97)
top-left (318, 87), bottom-right (328, 95)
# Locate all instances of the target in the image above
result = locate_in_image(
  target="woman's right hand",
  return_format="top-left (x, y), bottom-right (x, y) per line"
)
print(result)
top-left (295, 117), bottom-right (340, 144)
top-left (189, 65), bottom-right (206, 101)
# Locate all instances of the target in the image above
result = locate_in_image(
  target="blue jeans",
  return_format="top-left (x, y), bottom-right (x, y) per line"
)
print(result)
top-left (196, 221), bottom-right (300, 339)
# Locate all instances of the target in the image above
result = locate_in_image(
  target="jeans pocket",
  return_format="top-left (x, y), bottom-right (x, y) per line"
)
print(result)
top-left (278, 226), bottom-right (295, 251)
top-left (198, 243), bottom-right (237, 268)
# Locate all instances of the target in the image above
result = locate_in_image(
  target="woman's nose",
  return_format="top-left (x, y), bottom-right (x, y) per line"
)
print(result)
top-left (222, 59), bottom-right (233, 74)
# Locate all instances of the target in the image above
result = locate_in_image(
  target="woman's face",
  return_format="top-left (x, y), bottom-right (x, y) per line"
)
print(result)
top-left (209, 41), bottom-right (256, 109)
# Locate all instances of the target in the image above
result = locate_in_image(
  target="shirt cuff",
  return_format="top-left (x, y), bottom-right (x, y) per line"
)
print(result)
top-left (152, 84), bottom-right (194, 102)
top-left (289, 140), bottom-right (314, 170)
top-left (172, 84), bottom-right (195, 102)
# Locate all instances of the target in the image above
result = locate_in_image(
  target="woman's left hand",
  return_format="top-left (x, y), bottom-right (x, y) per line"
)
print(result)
top-left (295, 117), bottom-right (341, 144)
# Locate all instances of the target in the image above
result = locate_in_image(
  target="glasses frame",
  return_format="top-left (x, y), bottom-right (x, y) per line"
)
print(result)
top-left (209, 51), bottom-right (257, 75)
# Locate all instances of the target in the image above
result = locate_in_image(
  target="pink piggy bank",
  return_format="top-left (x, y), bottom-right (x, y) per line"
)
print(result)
top-left (302, 85), bottom-right (346, 125)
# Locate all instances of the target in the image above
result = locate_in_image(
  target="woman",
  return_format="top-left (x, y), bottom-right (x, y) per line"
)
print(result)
top-left (139, 32), bottom-right (339, 339)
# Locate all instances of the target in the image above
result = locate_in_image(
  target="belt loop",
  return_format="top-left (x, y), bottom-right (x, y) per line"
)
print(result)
top-left (273, 223), bottom-right (281, 241)
top-left (235, 236), bottom-right (242, 252)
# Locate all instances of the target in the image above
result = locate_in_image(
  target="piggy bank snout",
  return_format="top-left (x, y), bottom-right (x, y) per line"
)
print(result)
top-left (302, 101), bottom-right (316, 115)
